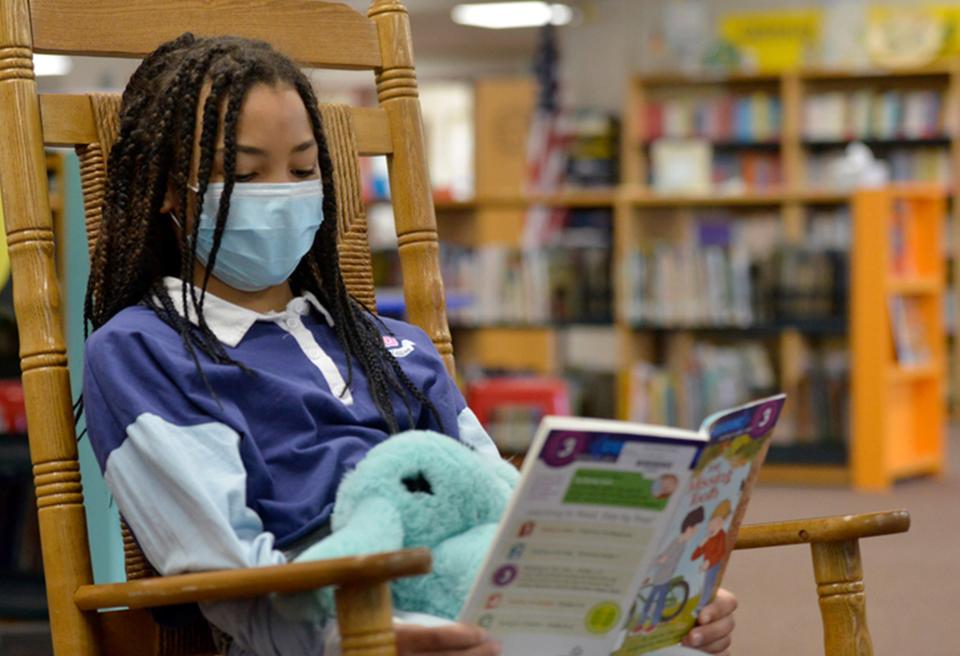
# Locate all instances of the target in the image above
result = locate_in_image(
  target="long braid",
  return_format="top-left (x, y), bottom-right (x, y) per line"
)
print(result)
top-left (83, 34), bottom-right (445, 435)
top-left (290, 77), bottom-right (444, 432)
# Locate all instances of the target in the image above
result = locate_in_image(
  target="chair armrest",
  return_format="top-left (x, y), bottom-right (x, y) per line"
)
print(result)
top-left (734, 509), bottom-right (910, 550)
top-left (74, 548), bottom-right (432, 611)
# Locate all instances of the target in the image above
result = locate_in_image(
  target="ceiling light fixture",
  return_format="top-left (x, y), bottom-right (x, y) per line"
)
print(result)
top-left (33, 54), bottom-right (73, 77)
top-left (451, 2), bottom-right (574, 30)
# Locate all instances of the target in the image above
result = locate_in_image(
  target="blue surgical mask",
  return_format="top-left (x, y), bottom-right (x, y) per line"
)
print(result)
top-left (193, 180), bottom-right (324, 292)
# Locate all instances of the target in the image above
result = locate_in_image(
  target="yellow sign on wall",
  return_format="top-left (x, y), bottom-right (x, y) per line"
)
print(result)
top-left (720, 10), bottom-right (822, 72)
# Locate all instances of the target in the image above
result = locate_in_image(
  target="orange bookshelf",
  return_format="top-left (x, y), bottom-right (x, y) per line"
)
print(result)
top-left (852, 185), bottom-right (947, 491)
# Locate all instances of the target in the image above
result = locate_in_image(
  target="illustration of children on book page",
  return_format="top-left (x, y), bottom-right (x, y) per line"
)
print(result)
top-left (616, 398), bottom-right (782, 656)
top-left (691, 499), bottom-right (732, 615)
top-left (630, 507), bottom-right (704, 634)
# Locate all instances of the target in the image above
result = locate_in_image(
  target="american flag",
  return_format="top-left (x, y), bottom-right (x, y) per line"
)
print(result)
top-left (522, 22), bottom-right (570, 250)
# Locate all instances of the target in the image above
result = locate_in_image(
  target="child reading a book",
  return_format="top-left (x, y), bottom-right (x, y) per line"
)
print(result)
top-left (80, 33), bottom-right (737, 656)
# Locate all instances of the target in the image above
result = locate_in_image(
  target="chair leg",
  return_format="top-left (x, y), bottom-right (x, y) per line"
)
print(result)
top-left (335, 581), bottom-right (397, 656)
top-left (811, 539), bottom-right (874, 656)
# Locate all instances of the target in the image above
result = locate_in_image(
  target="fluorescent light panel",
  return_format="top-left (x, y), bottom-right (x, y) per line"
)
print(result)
top-left (452, 2), bottom-right (574, 29)
top-left (33, 54), bottom-right (73, 77)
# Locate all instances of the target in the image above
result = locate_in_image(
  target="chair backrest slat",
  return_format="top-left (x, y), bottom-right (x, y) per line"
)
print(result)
top-left (40, 94), bottom-right (395, 155)
top-left (30, 0), bottom-right (381, 69)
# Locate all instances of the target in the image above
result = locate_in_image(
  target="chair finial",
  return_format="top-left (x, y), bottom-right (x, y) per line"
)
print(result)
top-left (368, 0), bottom-right (407, 19)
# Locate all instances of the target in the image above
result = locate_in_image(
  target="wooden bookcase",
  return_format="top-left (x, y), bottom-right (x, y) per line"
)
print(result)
top-left (851, 185), bottom-right (947, 491)
top-left (617, 67), bottom-right (958, 486)
top-left (438, 78), bottom-right (617, 377)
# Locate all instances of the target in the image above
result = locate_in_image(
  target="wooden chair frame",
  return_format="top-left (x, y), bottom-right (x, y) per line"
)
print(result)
top-left (0, 2), bottom-right (909, 655)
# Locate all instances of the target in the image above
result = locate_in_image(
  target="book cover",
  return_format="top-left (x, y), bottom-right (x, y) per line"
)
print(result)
top-left (459, 396), bottom-right (786, 656)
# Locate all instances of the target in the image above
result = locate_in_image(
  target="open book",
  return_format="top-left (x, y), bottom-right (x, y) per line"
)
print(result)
top-left (459, 395), bottom-right (786, 655)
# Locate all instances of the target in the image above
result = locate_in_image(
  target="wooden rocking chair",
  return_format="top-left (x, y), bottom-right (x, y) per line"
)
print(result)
top-left (0, 1), bottom-right (909, 655)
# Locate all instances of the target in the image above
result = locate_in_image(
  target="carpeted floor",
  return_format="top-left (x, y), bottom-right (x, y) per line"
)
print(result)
top-left (723, 433), bottom-right (958, 655)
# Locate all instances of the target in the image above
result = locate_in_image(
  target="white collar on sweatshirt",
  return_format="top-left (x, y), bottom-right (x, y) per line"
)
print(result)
top-left (161, 276), bottom-right (335, 348)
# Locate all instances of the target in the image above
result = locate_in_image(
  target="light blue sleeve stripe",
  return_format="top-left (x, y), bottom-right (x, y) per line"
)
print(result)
top-left (103, 413), bottom-right (286, 573)
top-left (103, 412), bottom-right (333, 655)
top-left (456, 407), bottom-right (500, 458)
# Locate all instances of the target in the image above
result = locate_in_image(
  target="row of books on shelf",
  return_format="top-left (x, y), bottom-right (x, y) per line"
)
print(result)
top-left (625, 342), bottom-right (777, 430)
top-left (565, 109), bottom-right (620, 187)
top-left (890, 296), bottom-right (934, 366)
top-left (642, 93), bottom-right (782, 143)
top-left (786, 346), bottom-right (849, 446)
top-left (804, 89), bottom-right (946, 142)
top-left (650, 140), bottom-right (782, 194)
top-left (622, 213), bottom-right (848, 327)
top-left (625, 342), bottom-right (849, 445)
top-left (442, 245), bottom-right (613, 326)
top-left (805, 148), bottom-right (951, 189)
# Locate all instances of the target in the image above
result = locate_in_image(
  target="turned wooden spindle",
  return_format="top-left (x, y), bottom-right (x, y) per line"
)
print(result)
top-left (0, 3), bottom-right (97, 654)
top-left (336, 581), bottom-right (398, 656)
top-left (812, 540), bottom-right (873, 656)
top-left (368, 0), bottom-right (456, 375)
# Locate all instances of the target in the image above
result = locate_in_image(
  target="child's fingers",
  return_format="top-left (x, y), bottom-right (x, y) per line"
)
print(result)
top-left (699, 587), bottom-right (738, 624)
top-left (683, 621), bottom-right (733, 653)
top-left (681, 588), bottom-right (737, 652)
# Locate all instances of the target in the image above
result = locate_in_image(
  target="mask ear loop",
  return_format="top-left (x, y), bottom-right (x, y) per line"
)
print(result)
top-left (171, 181), bottom-right (202, 231)
top-left (169, 182), bottom-right (200, 240)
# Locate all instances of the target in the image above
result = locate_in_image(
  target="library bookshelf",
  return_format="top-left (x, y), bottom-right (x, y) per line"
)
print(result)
top-left (851, 185), bottom-right (946, 491)
top-left (618, 66), bottom-right (958, 487)
top-left (434, 77), bottom-right (618, 377)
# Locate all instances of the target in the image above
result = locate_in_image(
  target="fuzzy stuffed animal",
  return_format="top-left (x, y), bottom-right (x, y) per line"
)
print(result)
top-left (286, 430), bottom-right (519, 620)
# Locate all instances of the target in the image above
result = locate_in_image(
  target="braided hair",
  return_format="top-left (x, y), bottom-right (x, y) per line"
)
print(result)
top-left (83, 33), bottom-right (441, 434)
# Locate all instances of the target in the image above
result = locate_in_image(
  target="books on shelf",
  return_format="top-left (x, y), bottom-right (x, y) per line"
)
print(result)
top-left (808, 205), bottom-right (852, 250)
top-left (790, 346), bottom-right (849, 445)
top-left (803, 88), bottom-right (945, 141)
top-left (650, 139), bottom-right (782, 194)
top-left (441, 210), bottom-right (613, 326)
top-left (626, 342), bottom-right (777, 431)
top-left (805, 146), bottom-right (951, 189)
top-left (889, 296), bottom-right (932, 366)
top-left (712, 150), bottom-right (782, 193)
top-left (649, 139), bottom-right (712, 194)
top-left (566, 109), bottom-right (620, 187)
top-left (442, 245), bottom-right (613, 326)
top-left (643, 92), bottom-right (781, 143)
top-left (760, 246), bottom-right (848, 324)
top-left (626, 342), bottom-right (849, 447)
top-left (622, 212), bottom-right (847, 328)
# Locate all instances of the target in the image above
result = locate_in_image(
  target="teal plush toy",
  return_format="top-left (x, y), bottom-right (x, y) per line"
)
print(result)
top-left (289, 430), bottom-right (519, 620)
